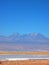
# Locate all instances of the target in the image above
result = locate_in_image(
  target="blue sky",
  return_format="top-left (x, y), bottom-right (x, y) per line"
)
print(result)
top-left (0, 0), bottom-right (49, 37)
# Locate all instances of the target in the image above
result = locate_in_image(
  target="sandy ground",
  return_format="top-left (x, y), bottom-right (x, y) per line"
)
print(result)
top-left (0, 52), bottom-right (49, 55)
top-left (0, 60), bottom-right (49, 65)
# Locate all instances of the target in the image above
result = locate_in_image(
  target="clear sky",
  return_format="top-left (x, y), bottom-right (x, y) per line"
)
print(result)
top-left (0, 0), bottom-right (49, 37)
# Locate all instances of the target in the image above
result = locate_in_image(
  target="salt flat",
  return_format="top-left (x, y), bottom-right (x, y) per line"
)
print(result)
top-left (0, 54), bottom-right (49, 61)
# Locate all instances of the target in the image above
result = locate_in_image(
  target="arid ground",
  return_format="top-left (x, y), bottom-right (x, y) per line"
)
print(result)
top-left (0, 52), bottom-right (49, 65)
top-left (0, 52), bottom-right (49, 55)
top-left (0, 60), bottom-right (49, 65)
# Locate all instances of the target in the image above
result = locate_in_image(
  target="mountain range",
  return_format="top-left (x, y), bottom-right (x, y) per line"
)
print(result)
top-left (0, 33), bottom-right (49, 52)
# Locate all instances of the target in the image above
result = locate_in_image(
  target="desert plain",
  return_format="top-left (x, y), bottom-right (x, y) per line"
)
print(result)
top-left (0, 60), bottom-right (49, 65)
top-left (0, 52), bottom-right (49, 65)
top-left (0, 51), bottom-right (49, 55)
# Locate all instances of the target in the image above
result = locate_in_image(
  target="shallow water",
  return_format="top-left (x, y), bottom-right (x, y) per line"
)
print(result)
top-left (0, 54), bottom-right (49, 60)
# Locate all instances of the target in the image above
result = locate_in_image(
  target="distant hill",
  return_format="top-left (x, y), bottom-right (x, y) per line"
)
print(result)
top-left (0, 33), bottom-right (49, 52)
